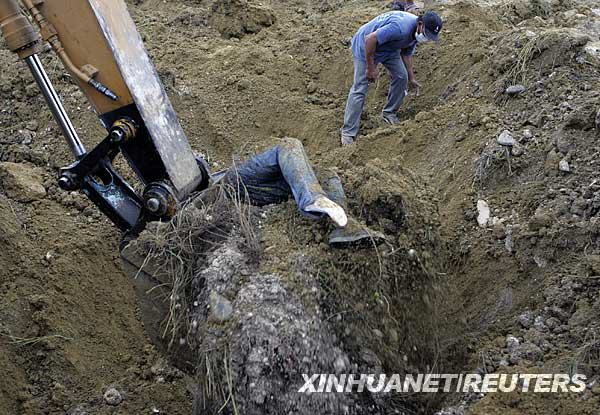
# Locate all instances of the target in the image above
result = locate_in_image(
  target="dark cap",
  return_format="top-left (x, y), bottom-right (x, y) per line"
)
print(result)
top-left (422, 11), bottom-right (443, 41)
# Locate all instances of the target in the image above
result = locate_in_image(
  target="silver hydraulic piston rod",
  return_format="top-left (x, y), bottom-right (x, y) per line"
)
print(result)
top-left (25, 54), bottom-right (86, 158)
top-left (0, 0), bottom-right (85, 158)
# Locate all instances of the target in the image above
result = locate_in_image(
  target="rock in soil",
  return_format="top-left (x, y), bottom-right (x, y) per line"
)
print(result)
top-left (559, 159), bottom-right (570, 172)
top-left (518, 311), bottom-right (534, 328)
top-left (208, 291), bottom-right (233, 323)
top-left (505, 84), bottom-right (527, 95)
top-left (497, 130), bottom-right (516, 146)
top-left (0, 162), bottom-right (46, 202)
top-left (103, 387), bottom-right (123, 406)
top-left (477, 200), bottom-right (490, 227)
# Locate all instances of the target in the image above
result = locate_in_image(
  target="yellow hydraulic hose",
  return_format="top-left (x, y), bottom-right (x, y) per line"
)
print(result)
top-left (20, 0), bottom-right (118, 101)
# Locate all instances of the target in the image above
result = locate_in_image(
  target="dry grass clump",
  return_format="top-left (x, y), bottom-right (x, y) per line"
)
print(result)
top-left (473, 146), bottom-right (508, 189)
top-left (505, 34), bottom-right (542, 85)
top-left (491, 29), bottom-right (590, 96)
top-left (0, 328), bottom-right (72, 347)
top-left (573, 331), bottom-right (600, 374)
top-left (193, 347), bottom-right (239, 415)
top-left (134, 175), bottom-right (258, 348)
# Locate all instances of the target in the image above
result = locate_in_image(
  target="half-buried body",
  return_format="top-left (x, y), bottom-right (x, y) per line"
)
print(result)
top-left (208, 137), bottom-right (382, 246)
top-left (119, 137), bottom-right (381, 351)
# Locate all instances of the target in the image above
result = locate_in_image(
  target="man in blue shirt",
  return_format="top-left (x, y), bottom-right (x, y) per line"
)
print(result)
top-left (341, 11), bottom-right (443, 145)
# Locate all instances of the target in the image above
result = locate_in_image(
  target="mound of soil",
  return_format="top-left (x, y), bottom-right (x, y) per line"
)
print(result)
top-left (123, 156), bottom-right (453, 414)
top-left (209, 0), bottom-right (276, 38)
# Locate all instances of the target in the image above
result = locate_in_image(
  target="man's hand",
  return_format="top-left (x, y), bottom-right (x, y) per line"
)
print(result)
top-left (409, 78), bottom-right (422, 96)
top-left (402, 55), bottom-right (420, 95)
top-left (366, 65), bottom-right (379, 83)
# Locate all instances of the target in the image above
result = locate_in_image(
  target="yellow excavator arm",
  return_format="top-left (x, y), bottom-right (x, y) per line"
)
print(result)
top-left (0, 0), bottom-right (209, 232)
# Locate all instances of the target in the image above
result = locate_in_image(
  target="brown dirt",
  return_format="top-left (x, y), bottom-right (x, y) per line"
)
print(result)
top-left (1, 0), bottom-right (600, 413)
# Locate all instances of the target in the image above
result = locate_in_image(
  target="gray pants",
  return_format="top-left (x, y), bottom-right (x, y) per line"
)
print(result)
top-left (341, 56), bottom-right (408, 138)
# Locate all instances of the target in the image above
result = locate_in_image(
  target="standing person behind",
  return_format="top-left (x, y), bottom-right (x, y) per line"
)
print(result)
top-left (391, 0), bottom-right (420, 14)
top-left (340, 11), bottom-right (442, 146)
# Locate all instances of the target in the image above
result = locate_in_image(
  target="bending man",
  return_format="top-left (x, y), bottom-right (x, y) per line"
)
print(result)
top-left (340, 11), bottom-right (443, 145)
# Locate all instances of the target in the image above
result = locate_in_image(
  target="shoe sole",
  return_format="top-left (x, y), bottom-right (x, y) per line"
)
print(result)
top-left (382, 117), bottom-right (400, 125)
top-left (329, 231), bottom-right (386, 247)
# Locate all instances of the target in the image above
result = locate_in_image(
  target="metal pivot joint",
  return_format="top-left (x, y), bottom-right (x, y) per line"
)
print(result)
top-left (109, 117), bottom-right (137, 144)
top-left (56, 116), bottom-right (145, 230)
top-left (143, 182), bottom-right (177, 218)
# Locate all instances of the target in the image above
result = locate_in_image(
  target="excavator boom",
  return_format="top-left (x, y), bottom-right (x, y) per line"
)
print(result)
top-left (0, 0), bottom-right (209, 231)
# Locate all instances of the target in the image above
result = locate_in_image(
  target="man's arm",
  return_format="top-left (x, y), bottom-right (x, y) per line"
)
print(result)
top-left (401, 54), bottom-right (421, 95)
top-left (401, 54), bottom-right (415, 80)
top-left (365, 32), bottom-right (379, 82)
top-left (365, 23), bottom-right (402, 82)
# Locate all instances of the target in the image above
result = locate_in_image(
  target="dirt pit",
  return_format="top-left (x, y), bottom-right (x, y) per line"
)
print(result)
top-left (123, 157), bottom-right (457, 414)
top-left (1, 0), bottom-right (600, 413)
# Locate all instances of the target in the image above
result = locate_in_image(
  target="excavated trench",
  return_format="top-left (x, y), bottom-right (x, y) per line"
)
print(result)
top-left (123, 157), bottom-right (464, 414)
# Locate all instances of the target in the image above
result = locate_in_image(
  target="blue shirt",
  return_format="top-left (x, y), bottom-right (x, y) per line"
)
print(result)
top-left (351, 11), bottom-right (418, 63)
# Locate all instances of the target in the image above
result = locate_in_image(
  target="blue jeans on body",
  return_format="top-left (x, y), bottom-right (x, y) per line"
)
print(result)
top-left (223, 138), bottom-right (346, 219)
top-left (341, 56), bottom-right (408, 138)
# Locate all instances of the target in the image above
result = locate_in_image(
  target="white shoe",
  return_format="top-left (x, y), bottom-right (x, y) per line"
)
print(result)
top-left (305, 196), bottom-right (348, 227)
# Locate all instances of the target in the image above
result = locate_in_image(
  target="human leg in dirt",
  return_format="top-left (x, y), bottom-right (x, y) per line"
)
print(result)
top-left (224, 138), bottom-right (347, 227)
top-left (317, 168), bottom-right (385, 246)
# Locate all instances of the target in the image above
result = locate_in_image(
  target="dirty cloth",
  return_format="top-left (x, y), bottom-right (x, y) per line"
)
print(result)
top-left (222, 138), bottom-right (346, 219)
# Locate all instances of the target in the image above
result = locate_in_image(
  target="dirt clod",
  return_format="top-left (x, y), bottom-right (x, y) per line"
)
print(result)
top-left (210, 0), bottom-right (276, 38)
top-left (0, 162), bottom-right (46, 202)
